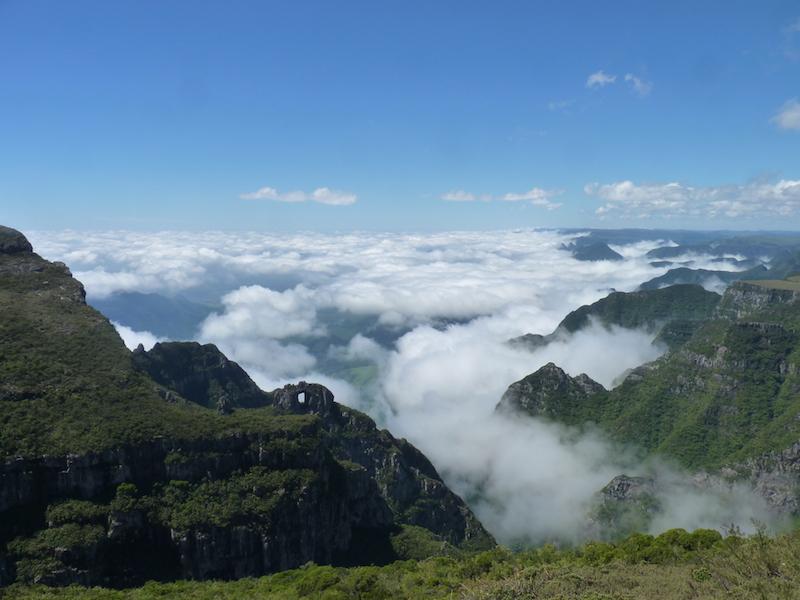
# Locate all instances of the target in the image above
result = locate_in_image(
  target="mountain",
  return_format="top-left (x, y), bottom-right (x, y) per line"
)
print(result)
top-left (509, 284), bottom-right (721, 352)
top-left (639, 247), bottom-right (800, 292)
top-left (644, 239), bottom-right (796, 262)
top-left (0, 227), bottom-right (492, 587)
top-left (638, 265), bottom-right (769, 291)
top-left (501, 277), bottom-right (800, 477)
top-left (562, 240), bottom-right (623, 262)
top-left (131, 342), bottom-right (272, 413)
top-left (496, 362), bottom-right (606, 420)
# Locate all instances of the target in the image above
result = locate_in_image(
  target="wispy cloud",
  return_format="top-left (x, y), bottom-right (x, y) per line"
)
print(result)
top-left (772, 99), bottom-right (800, 131)
top-left (547, 99), bottom-right (574, 112)
top-left (441, 190), bottom-right (481, 202)
top-left (442, 187), bottom-right (562, 209)
top-left (586, 178), bottom-right (800, 219)
top-left (240, 186), bottom-right (357, 205)
top-left (624, 73), bottom-right (653, 97)
top-left (586, 70), bottom-right (616, 88)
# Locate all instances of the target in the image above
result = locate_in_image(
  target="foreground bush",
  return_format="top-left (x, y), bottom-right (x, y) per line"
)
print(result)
top-left (5, 528), bottom-right (800, 599)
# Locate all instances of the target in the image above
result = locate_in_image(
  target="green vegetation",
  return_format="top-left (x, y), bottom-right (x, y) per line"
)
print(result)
top-left (0, 252), bottom-right (319, 458)
top-left (0, 240), bottom-right (491, 587)
top-left (155, 467), bottom-right (319, 531)
top-left (514, 281), bottom-right (800, 471)
top-left (749, 275), bottom-right (800, 292)
top-left (45, 501), bottom-right (109, 527)
top-left (558, 284), bottom-right (721, 336)
top-left (9, 528), bottom-right (800, 599)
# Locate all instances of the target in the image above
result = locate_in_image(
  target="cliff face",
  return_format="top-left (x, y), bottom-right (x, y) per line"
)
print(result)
top-left (714, 281), bottom-right (800, 321)
top-left (0, 227), bottom-right (493, 587)
top-left (132, 342), bottom-right (273, 412)
top-left (500, 278), bottom-right (800, 523)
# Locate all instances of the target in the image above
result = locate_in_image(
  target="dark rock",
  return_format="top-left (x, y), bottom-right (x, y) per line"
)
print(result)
top-left (507, 333), bottom-right (550, 351)
top-left (132, 341), bottom-right (272, 411)
top-left (0, 226), bottom-right (33, 254)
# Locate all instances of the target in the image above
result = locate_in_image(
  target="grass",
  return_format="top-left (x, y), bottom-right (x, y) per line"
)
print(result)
top-left (6, 528), bottom-right (800, 599)
top-left (531, 280), bottom-right (800, 472)
top-left (0, 252), bottom-right (320, 457)
top-left (748, 275), bottom-right (800, 292)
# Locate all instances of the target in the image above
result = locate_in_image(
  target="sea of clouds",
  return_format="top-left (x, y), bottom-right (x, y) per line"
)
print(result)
top-left (29, 229), bottom-right (775, 544)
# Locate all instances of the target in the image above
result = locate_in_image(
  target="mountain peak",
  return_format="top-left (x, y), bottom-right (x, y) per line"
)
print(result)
top-left (0, 226), bottom-right (33, 254)
top-left (497, 362), bottom-right (605, 418)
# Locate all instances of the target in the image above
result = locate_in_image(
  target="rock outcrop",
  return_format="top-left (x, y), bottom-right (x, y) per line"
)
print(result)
top-left (496, 363), bottom-right (605, 419)
top-left (0, 226), bottom-right (33, 254)
top-left (132, 342), bottom-right (272, 413)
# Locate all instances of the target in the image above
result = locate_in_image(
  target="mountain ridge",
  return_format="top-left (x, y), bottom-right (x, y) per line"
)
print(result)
top-left (0, 227), bottom-right (493, 587)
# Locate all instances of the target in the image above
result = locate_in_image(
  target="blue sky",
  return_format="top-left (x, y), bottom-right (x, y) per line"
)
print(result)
top-left (1, 0), bottom-right (799, 231)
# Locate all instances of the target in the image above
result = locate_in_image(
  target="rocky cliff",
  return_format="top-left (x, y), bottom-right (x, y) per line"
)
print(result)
top-left (0, 227), bottom-right (493, 587)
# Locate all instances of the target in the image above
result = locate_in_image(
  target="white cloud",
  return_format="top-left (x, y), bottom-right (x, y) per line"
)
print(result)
top-left (624, 73), bottom-right (653, 97)
top-left (547, 99), bottom-right (574, 112)
top-left (201, 284), bottom-right (320, 341)
top-left (502, 187), bottom-right (563, 209)
top-left (585, 178), bottom-right (800, 219)
top-left (240, 185), bottom-right (357, 205)
top-left (586, 70), bottom-right (617, 88)
top-left (772, 98), bottom-right (800, 131)
top-left (32, 228), bottom-right (779, 544)
top-left (441, 190), bottom-right (478, 202)
top-left (112, 321), bottom-right (164, 351)
top-left (441, 187), bottom-right (562, 209)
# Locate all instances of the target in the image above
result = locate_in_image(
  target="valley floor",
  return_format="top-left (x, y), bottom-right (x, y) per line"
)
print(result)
top-left (5, 529), bottom-right (800, 599)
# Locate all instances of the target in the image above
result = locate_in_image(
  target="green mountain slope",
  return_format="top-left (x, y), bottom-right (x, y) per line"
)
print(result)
top-left (510, 284), bottom-right (721, 352)
top-left (502, 280), bottom-right (800, 471)
top-left (0, 227), bottom-right (492, 587)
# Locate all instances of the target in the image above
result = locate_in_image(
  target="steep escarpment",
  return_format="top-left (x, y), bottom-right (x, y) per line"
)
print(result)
top-left (0, 227), bottom-right (493, 587)
top-left (501, 279), bottom-right (800, 474)
top-left (510, 284), bottom-right (720, 352)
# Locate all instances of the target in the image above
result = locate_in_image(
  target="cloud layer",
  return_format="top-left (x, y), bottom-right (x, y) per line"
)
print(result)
top-left (30, 229), bottom-right (775, 544)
